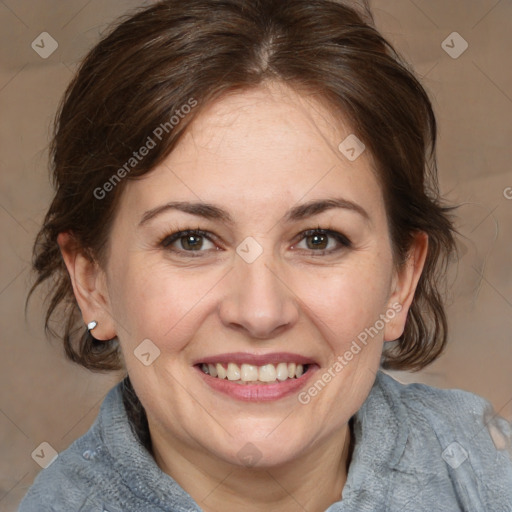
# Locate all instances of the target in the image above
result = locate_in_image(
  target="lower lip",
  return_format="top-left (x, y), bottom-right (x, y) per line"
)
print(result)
top-left (195, 365), bottom-right (318, 402)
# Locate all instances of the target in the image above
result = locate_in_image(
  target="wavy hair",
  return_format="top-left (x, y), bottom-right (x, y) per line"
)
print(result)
top-left (27, 0), bottom-right (457, 372)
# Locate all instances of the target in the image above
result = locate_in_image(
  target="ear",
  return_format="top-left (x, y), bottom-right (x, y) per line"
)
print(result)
top-left (383, 231), bottom-right (428, 342)
top-left (57, 232), bottom-right (116, 341)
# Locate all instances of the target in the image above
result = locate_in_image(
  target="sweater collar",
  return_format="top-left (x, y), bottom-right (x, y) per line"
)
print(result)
top-left (100, 379), bottom-right (202, 511)
top-left (327, 371), bottom-right (409, 510)
top-left (99, 371), bottom-right (409, 511)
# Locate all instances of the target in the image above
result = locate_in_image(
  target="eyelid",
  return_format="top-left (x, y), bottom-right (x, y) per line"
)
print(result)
top-left (291, 228), bottom-right (352, 253)
top-left (159, 227), bottom-right (352, 258)
top-left (299, 228), bottom-right (351, 245)
top-left (161, 228), bottom-right (219, 247)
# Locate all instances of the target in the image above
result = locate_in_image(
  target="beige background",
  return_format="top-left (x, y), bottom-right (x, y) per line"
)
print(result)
top-left (1, 0), bottom-right (511, 510)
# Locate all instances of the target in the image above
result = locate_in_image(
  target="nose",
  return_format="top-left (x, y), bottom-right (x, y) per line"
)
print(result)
top-left (218, 250), bottom-right (300, 339)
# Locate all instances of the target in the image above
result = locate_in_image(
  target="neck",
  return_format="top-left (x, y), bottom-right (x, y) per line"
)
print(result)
top-left (149, 420), bottom-right (353, 512)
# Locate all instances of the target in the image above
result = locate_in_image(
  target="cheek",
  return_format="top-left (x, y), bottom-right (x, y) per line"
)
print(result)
top-left (293, 254), bottom-right (393, 351)
top-left (108, 257), bottom-right (208, 353)
top-left (107, 231), bottom-right (393, 361)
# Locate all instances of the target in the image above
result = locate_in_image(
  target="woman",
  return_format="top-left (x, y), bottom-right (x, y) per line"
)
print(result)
top-left (20, 0), bottom-right (512, 511)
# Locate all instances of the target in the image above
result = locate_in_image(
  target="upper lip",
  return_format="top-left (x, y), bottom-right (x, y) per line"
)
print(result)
top-left (193, 352), bottom-right (317, 366)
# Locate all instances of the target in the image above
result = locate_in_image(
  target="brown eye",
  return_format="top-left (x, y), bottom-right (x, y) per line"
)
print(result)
top-left (180, 234), bottom-right (205, 250)
top-left (305, 232), bottom-right (329, 250)
top-left (294, 229), bottom-right (351, 254)
top-left (161, 229), bottom-right (216, 254)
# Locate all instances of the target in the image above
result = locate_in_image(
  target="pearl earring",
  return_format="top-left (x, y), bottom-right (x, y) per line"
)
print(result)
top-left (87, 320), bottom-right (98, 330)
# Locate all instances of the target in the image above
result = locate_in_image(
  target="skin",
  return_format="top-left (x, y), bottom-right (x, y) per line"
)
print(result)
top-left (58, 81), bottom-right (427, 512)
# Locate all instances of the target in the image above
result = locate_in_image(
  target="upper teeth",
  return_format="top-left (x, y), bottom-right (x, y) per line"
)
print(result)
top-left (201, 362), bottom-right (305, 382)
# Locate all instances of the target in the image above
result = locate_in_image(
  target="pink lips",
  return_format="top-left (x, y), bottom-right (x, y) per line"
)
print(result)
top-left (193, 352), bottom-right (318, 402)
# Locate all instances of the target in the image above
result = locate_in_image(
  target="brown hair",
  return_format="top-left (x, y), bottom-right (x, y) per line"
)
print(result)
top-left (27, 0), bottom-right (457, 372)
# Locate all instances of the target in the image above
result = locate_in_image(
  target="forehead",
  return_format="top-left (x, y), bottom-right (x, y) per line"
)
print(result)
top-left (119, 82), bottom-right (384, 223)
top-left (176, 82), bottom-right (354, 167)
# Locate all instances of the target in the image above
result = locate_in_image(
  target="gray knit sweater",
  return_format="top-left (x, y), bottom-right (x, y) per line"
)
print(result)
top-left (18, 372), bottom-right (512, 511)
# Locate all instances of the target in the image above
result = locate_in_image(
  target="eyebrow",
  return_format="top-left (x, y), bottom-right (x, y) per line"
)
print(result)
top-left (138, 197), bottom-right (370, 227)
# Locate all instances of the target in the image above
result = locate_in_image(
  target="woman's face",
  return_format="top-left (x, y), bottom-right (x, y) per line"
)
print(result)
top-left (93, 82), bottom-right (418, 468)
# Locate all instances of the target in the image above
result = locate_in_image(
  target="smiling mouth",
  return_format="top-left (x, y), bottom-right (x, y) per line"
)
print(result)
top-left (198, 362), bottom-right (310, 385)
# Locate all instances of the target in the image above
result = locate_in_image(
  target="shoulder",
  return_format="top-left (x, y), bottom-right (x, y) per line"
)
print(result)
top-left (18, 384), bottom-right (126, 512)
top-left (18, 425), bottom-right (108, 511)
top-left (376, 372), bottom-right (512, 508)
top-left (379, 370), bottom-right (496, 423)
top-left (378, 371), bottom-right (512, 442)
top-left (19, 378), bottom-right (201, 512)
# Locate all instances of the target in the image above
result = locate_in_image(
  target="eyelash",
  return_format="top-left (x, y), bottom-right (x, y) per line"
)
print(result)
top-left (159, 226), bottom-right (352, 258)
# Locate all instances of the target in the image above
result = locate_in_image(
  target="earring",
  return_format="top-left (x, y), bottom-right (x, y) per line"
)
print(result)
top-left (87, 320), bottom-right (98, 331)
